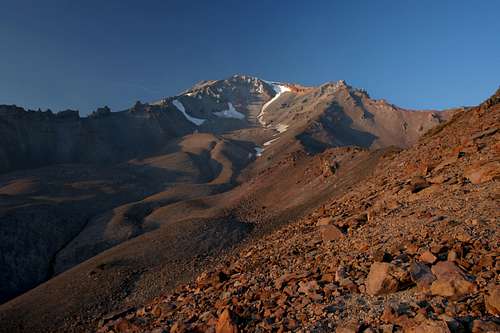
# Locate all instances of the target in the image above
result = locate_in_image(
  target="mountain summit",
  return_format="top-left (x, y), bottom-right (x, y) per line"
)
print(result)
top-left (0, 75), bottom-right (450, 175)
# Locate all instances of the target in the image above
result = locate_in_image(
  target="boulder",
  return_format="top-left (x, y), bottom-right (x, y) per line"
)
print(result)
top-left (336, 322), bottom-right (360, 333)
top-left (317, 217), bottom-right (334, 226)
top-left (409, 262), bottom-right (436, 291)
top-left (366, 262), bottom-right (400, 296)
top-left (464, 161), bottom-right (500, 184)
top-left (320, 225), bottom-right (344, 242)
top-left (430, 261), bottom-right (476, 300)
top-left (484, 284), bottom-right (500, 315)
top-left (405, 319), bottom-right (451, 333)
top-left (216, 308), bottom-right (238, 333)
top-left (409, 176), bottom-right (431, 193)
top-left (419, 251), bottom-right (437, 264)
top-left (471, 320), bottom-right (500, 333)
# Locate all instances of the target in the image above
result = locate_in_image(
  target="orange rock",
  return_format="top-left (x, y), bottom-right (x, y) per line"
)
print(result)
top-left (114, 319), bottom-right (141, 333)
top-left (485, 284), bottom-right (500, 315)
top-left (419, 251), bottom-right (437, 264)
top-left (430, 261), bottom-right (476, 300)
top-left (464, 161), bottom-right (500, 184)
top-left (471, 319), bottom-right (500, 333)
top-left (365, 262), bottom-right (399, 296)
top-left (409, 262), bottom-right (436, 291)
top-left (336, 322), bottom-right (360, 333)
top-left (216, 308), bottom-right (238, 333)
top-left (405, 319), bottom-right (451, 333)
top-left (320, 225), bottom-right (345, 242)
top-left (317, 217), bottom-right (334, 226)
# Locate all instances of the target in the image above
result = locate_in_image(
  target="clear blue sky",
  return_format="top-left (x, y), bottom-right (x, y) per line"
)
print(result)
top-left (1, 0), bottom-right (499, 115)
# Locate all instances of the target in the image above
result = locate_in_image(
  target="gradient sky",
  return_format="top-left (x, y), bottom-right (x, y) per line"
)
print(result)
top-left (1, 0), bottom-right (499, 115)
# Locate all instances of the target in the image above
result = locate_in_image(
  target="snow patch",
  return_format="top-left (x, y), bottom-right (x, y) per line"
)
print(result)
top-left (213, 102), bottom-right (246, 120)
top-left (263, 138), bottom-right (279, 146)
top-left (254, 147), bottom-right (264, 157)
top-left (275, 123), bottom-right (288, 133)
top-left (257, 81), bottom-right (291, 126)
top-left (172, 99), bottom-right (206, 126)
top-left (150, 99), bottom-right (166, 106)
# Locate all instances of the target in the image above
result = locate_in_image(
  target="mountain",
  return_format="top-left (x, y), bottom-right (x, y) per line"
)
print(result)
top-left (0, 75), bottom-right (451, 174)
top-left (96, 88), bottom-right (500, 333)
top-left (0, 75), bottom-right (486, 333)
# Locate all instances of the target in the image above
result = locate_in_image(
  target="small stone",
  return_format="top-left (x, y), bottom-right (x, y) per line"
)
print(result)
top-left (170, 321), bottom-right (186, 333)
top-left (419, 251), bottom-right (437, 264)
top-left (317, 217), bottom-right (334, 226)
top-left (447, 250), bottom-right (458, 261)
top-left (409, 176), bottom-right (430, 193)
top-left (428, 174), bottom-right (449, 184)
top-left (373, 250), bottom-right (393, 263)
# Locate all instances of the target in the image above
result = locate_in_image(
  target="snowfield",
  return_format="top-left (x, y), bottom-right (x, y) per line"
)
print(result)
top-left (172, 99), bottom-right (206, 126)
top-left (214, 102), bottom-right (245, 120)
top-left (263, 138), bottom-right (279, 146)
top-left (257, 81), bottom-right (291, 126)
top-left (275, 123), bottom-right (289, 133)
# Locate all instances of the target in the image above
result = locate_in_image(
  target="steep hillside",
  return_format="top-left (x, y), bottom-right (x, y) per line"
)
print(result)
top-left (93, 89), bottom-right (499, 332)
top-left (0, 132), bottom-right (255, 303)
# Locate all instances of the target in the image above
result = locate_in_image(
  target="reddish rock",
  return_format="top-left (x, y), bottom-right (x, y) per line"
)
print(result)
top-left (428, 174), bottom-right (449, 184)
top-left (405, 319), bottom-right (451, 333)
top-left (484, 284), bottom-right (500, 315)
top-left (215, 309), bottom-right (238, 333)
top-left (114, 319), bottom-right (141, 333)
top-left (409, 176), bottom-right (431, 193)
top-left (317, 217), bottom-right (334, 226)
top-left (430, 261), bottom-right (476, 300)
top-left (320, 224), bottom-right (345, 242)
top-left (170, 321), bottom-right (187, 333)
top-left (464, 161), bottom-right (500, 184)
top-left (419, 251), bottom-right (437, 264)
top-left (365, 262), bottom-right (399, 296)
top-left (409, 262), bottom-right (436, 291)
top-left (471, 320), bottom-right (500, 333)
top-left (336, 322), bottom-right (360, 333)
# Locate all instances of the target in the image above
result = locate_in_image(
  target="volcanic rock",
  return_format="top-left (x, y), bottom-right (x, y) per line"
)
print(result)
top-left (365, 262), bottom-right (400, 296)
top-left (215, 309), bottom-right (238, 333)
top-left (430, 261), bottom-right (476, 300)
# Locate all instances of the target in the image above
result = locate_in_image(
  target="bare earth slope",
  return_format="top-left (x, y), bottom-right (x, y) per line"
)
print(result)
top-left (0, 147), bottom-right (391, 332)
top-left (94, 90), bottom-right (499, 332)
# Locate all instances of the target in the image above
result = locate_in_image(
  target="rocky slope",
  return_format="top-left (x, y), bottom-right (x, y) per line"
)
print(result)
top-left (94, 89), bottom-right (499, 332)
